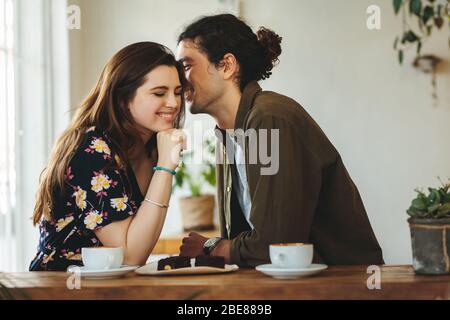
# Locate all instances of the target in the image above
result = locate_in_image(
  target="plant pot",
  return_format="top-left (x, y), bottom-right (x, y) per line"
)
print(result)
top-left (408, 217), bottom-right (450, 275)
top-left (179, 194), bottom-right (215, 232)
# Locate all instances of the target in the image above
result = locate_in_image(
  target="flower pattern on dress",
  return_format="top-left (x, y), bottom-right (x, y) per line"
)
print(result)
top-left (73, 187), bottom-right (87, 210)
top-left (84, 137), bottom-right (112, 160)
top-left (55, 215), bottom-right (74, 232)
top-left (29, 128), bottom-right (143, 271)
top-left (91, 172), bottom-right (112, 194)
top-left (84, 209), bottom-right (103, 230)
top-left (61, 249), bottom-right (82, 261)
top-left (110, 195), bottom-right (129, 211)
top-left (92, 138), bottom-right (111, 155)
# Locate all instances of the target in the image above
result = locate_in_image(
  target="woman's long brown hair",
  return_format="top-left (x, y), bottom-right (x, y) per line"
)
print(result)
top-left (32, 42), bottom-right (186, 225)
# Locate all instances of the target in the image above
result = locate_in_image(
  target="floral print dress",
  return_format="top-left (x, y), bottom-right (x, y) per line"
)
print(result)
top-left (29, 128), bottom-right (143, 271)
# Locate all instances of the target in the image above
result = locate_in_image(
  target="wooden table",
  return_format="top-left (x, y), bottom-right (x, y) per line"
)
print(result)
top-left (1, 265), bottom-right (450, 300)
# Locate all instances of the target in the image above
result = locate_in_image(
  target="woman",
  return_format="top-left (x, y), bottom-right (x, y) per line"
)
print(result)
top-left (29, 42), bottom-right (187, 271)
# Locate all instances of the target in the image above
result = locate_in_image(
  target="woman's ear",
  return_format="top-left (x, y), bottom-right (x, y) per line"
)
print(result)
top-left (221, 53), bottom-right (239, 81)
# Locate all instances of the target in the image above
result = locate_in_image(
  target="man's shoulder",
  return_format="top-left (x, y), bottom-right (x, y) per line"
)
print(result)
top-left (254, 90), bottom-right (302, 113)
top-left (245, 90), bottom-right (309, 128)
top-left (245, 89), bottom-right (340, 161)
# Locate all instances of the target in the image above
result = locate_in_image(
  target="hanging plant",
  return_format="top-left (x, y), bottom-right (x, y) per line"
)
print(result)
top-left (393, 0), bottom-right (450, 63)
top-left (392, 0), bottom-right (449, 105)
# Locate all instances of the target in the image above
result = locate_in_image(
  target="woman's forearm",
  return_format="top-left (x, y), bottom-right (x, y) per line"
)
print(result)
top-left (124, 170), bottom-right (173, 265)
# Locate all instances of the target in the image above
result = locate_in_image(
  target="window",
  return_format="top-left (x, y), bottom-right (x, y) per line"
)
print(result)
top-left (0, 0), bottom-right (16, 271)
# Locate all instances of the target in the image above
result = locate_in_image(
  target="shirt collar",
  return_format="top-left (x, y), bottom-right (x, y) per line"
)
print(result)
top-left (234, 81), bottom-right (262, 131)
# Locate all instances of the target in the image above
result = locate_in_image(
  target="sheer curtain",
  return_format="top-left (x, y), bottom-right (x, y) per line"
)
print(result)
top-left (0, 0), bottom-right (16, 272)
top-left (0, 0), bottom-right (70, 272)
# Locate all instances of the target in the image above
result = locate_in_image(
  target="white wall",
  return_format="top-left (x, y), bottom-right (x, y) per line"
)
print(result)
top-left (68, 0), bottom-right (450, 264)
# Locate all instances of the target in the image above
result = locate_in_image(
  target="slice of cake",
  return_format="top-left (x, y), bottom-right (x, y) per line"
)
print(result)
top-left (194, 255), bottom-right (225, 269)
top-left (157, 256), bottom-right (191, 271)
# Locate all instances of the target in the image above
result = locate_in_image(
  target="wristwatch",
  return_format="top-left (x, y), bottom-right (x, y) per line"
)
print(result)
top-left (203, 237), bottom-right (222, 256)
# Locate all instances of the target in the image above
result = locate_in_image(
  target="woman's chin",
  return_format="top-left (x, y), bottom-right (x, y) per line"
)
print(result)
top-left (152, 123), bottom-right (174, 132)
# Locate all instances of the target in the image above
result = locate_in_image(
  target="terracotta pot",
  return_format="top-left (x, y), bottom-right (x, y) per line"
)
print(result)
top-left (408, 217), bottom-right (450, 275)
top-left (179, 194), bottom-right (215, 232)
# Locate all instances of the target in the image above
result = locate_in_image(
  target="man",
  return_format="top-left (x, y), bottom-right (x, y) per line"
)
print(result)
top-left (177, 14), bottom-right (384, 267)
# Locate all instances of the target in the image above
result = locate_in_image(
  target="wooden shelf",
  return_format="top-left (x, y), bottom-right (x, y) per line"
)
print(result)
top-left (152, 228), bottom-right (220, 254)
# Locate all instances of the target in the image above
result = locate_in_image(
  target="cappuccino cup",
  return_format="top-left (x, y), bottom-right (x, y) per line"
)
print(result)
top-left (81, 247), bottom-right (124, 270)
top-left (269, 243), bottom-right (313, 269)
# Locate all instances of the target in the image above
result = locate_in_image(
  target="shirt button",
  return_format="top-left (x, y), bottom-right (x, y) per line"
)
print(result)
top-left (226, 187), bottom-right (231, 193)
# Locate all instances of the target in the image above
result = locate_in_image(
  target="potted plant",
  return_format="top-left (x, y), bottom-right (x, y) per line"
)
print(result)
top-left (407, 179), bottom-right (450, 275)
top-left (173, 138), bottom-right (216, 231)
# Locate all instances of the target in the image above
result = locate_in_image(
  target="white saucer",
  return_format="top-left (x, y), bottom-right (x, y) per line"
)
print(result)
top-left (66, 265), bottom-right (138, 279)
top-left (255, 263), bottom-right (328, 279)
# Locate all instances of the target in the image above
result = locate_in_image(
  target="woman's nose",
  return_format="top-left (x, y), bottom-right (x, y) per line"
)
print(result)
top-left (166, 93), bottom-right (179, 108)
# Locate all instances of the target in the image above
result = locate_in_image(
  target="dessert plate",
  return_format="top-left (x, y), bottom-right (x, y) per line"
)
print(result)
top-left (255, 263), bottom-right (328, 279)
top-left (135, 258), bottom-right (239, 276)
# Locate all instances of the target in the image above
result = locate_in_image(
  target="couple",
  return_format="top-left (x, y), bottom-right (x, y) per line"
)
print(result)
top-left (30, 14), bottom-right (383, 271)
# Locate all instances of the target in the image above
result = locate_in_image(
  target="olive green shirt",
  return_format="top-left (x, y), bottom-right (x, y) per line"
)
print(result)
top-left (216, 81), bottom-right (384, 267)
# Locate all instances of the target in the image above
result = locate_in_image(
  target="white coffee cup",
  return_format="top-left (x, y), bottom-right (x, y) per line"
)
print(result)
top-left (81, 247), bottom-right (124, 270)
top-left (269, 243), bottom-right (313, 269)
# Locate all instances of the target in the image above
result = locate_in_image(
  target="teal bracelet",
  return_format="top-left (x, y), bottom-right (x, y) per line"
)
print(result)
top-left (153, 166), bottom-right (176, 176)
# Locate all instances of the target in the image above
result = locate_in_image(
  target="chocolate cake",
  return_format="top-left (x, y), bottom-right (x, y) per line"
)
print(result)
top-left (194, 255), bottom-right (225, 268)
top-left (157, 256), bottom-right (191, 270)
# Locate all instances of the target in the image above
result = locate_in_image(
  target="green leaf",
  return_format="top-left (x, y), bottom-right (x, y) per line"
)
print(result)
top-left (407, 208), bottom-right (419, 217)
top-left (398, 50), bottom-right (404, 64)
top-left (189, 182), bottom-right (201, 197)
top-left (422, 6), bottom-right (434, 24)
top-left (441, 190), bottom-right (450, 203)
top-left (174, 172), bottom-right (183, 188)
top-left (428, 203), bottom-right (440, 214)
top-left (393, 0), bottom-right (403, 15)
top-left (201, 164), bottom-right (216, 187)
top-left (407, 204), bottom-right (428, 217)
top-left (416, 41), bottom-right (422, 55)
top-left (412, 197), bottom-right (427, 210)
top-left (410, 0), bottom-right (422, 17)
top-left (402, 30), bottom-right (420, 43)
top-left (427, 188), bottom-right (441, 206)
top-left (438, 203), bottom-right (450, 216)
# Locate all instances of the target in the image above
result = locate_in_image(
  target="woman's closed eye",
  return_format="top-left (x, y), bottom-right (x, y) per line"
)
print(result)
top-left (154, 90), bottom-right (183, 97)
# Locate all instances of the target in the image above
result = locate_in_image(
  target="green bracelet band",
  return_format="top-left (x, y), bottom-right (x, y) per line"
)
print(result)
top-left (153, 166), bottom-right (176, 176)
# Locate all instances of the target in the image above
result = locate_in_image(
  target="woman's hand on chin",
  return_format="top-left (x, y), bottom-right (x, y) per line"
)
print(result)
top-left (156, 128), bottom-right (187, 170)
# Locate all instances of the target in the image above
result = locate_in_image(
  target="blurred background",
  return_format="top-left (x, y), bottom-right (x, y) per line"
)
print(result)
top-left (1, 0), bottom-right (449, 271)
